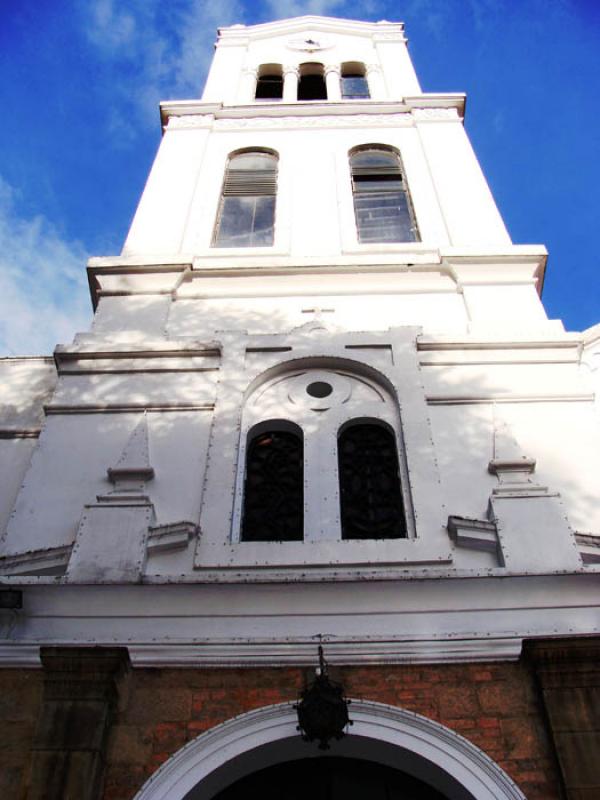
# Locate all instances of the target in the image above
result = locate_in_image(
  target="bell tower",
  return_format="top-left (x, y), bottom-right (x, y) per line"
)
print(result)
top-left (1, 15), bottom-right (599, 800)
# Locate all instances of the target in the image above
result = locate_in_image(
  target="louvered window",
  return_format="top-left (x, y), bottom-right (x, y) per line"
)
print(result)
top-left (350, 148), bottom-right (418, 243)
top-left (213, 151), bottom-right (277, 247)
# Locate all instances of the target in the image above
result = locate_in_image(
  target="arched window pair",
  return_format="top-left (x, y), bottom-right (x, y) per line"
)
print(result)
top-left (212, 146), bottom-right (417, 248)
top-left (241, 421), bottom-right (407, 542)
top-left (255, 62), bottom-right (370, 101)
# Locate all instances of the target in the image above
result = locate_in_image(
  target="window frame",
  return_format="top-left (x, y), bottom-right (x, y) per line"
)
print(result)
top-left (338, 418), bottom-right (407, 541)
top-left (231, 368), bottom-right (414, 546)
top-left (240, 420), bottom-right (304, 543)
top-left (340, 62), bottom-right (370, 100)
top-left (196, 343), bottom-right (451, 577)
top-left (212, 148), bottom-right (279, 249)
top-left (297, 62), bottom-right (327, 101)
top-left (255, 64), bottom-right (283, 101)
top-left (349, 145), bottom-right (420, 245)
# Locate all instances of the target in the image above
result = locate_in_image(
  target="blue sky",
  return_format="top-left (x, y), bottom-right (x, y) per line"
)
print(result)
top-left (0, 0), bottom-right (598, 354)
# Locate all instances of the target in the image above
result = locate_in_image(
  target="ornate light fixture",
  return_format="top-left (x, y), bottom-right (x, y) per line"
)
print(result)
top-left (295, 645), bottom-right (352, 749)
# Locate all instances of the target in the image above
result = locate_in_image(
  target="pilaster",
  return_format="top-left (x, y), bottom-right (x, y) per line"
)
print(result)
top-left (26, 647), bottom-right (130, 800)
top-left (526, 637), bottom-right (600, 800)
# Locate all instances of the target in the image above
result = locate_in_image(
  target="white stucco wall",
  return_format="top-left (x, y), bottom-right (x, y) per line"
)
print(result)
top-left (1, 16), bottom-right (597, 667)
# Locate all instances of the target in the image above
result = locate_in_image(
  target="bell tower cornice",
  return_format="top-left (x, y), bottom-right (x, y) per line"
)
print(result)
top-left (216, 16), bottom-right (407, 46)
top-left (159, 94), bottom-right (466, 131)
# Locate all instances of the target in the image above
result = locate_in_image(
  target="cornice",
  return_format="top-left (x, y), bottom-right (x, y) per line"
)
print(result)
top-left (1, 571), bottom-right (599, 666)
top-left (159, 95), bottom-right (466, 130)
top-left (86, 249), bottom-right (549, 309)
top-left (216, 16), bottom-right (407, 46)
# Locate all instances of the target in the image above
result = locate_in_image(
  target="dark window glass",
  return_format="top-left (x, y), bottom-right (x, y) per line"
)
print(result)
top-left (242, 428), bottom-right (303, 542)
top-left (341, 74), bottom-right (370, 99)
top-left (338, 423), bottom-right (406, 540)
top-left (298, 72), bottom-right (327, 100)
top-left (213, 152), bottom-right (277, 247)
top-left (255, 74), bottom-right (283, 100)
top-left (350, 149), bottom-right (418, 243)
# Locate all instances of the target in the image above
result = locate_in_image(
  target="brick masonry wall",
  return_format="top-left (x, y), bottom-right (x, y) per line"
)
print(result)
top-left (102, 661), bottom-right (562, 800)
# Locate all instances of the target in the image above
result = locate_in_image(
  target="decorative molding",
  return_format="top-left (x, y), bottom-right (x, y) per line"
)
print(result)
top-left (413, 107), bottom-right (460, 121)
top-left (286, 36), bottom-right (334, 53)
top-left (0, 638), bottom-right (523, 668)
top-left (106, 414), bottom-right (155, 487)
top-left (0, 544), bottom-right (72, 576)
top-left (166, 115), bottom-right (214, 130)
top-left (214, 113), bottom-right (412, 130)
top-left (132, 700), bottom-right (526, 800)
top-left (147, 521), bottom-right (199, 554)
top-left (44, 403), bottom-right (215, 414)
top-left (447, 515), bottom-right (500, 559)
top-left (0, 428), bottom-right (41, 439)
top-left (488, 457), bottom-right (536, 476)
top-left (373, 31), bottom-right (406, 41)
top-left (426, 393), bottom-right (594, 406)
top-left (575, 533), bottom-right (600, 565)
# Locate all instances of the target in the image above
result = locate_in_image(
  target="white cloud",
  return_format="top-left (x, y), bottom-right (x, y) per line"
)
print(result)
top-left (261, 0), bottom-right (349, 18)
top-left (83, 0), bottom-right (245, 131)
top-left (0, 176), bottom-right (91, 356)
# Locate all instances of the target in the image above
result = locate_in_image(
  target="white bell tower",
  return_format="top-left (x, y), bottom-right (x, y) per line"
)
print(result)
top-left (1, 16), bottom-right (599, 800)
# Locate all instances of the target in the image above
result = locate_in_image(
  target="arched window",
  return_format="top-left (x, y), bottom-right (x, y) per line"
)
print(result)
top-left (341, 62), bottom-right (370, 99)
top-left (255, 65), bottom-right (283, 100)
top-left (338, 421), bottom-right (407, 540)
top-left (298, 63), bottom-right (327, 100)
top-left (213, 150), bottom-right (278, 248)
top-left (350, 147), bottom-right (418, 243)
top-left (241, 423), bottom-right (303, 542)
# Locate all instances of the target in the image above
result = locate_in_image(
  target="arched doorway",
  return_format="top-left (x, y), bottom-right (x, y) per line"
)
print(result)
top-left (213, 756), bottom-right (449, 800)
top-left (133, 701), bottom-right (526, 800)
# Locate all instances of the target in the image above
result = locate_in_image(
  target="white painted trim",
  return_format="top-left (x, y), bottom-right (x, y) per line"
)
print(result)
top-left (133, 700), bottom-right (526, 800)
top-left (0, 638), bottom-right (522, 668)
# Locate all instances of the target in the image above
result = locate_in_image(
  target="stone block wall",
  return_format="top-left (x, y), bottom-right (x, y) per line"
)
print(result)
top-left (0, 670), bottom-right (43, 800)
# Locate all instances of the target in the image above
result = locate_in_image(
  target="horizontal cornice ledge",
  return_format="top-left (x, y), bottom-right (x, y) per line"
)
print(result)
top-left (216, 16), bottom-right (406, 44)
top-left (87, 250), bottom-right (550, 304)
top-left (443, 247), bottom-right (548, 295)
top-left (159, 95), bottom-right (466, 129)
top-left (1, 571), bottom-right (599, 666)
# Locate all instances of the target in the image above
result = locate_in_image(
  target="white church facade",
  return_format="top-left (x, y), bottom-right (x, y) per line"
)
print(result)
top-left (0, 15), bottom-right (598, 800)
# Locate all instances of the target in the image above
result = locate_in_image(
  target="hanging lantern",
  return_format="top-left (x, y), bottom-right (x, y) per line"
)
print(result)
top-left (295, 645), bottom-right (352, 749)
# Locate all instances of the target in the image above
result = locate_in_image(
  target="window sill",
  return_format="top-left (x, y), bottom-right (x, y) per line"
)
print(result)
top-left (341, 241), bottom-right (432, 256)
top-left (204, 246), bottom-right (288, 257)
top-left (195, 538), bottom-right (452, 570)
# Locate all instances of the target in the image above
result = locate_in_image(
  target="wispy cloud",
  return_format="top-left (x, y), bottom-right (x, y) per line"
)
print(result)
top-left (261, 0), bottom-right (350, 19)
top-left (0, 176), bottom-right (91, 355)
top-left (83, 0), bottom-right (245, 132)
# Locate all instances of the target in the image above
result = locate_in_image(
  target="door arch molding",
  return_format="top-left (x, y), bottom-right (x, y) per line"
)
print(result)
top-left (133, 700), bottom-right (526, 800)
